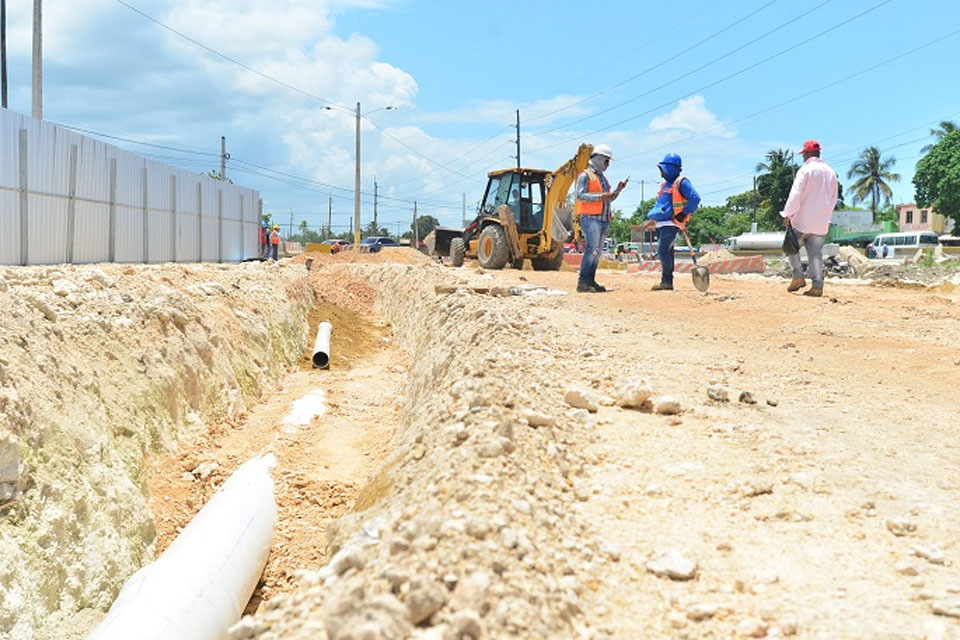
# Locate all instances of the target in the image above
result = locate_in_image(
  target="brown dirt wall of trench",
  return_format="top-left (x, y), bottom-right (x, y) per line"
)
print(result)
top-left (0, 261), bottom-right (315, 640)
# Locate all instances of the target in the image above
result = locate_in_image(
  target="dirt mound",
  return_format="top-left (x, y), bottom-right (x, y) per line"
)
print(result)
top-left (697, 247), bottom-right (737, 266)
top-left (291, 247), bottom-right (433, 267)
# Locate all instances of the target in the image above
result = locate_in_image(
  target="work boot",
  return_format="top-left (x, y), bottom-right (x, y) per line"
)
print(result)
top-left (651, 282), bottom-right (673, 291)
top-left (576, 282), bottom-right (598, 293)
top-left (803, 287), bottom-right (823, 297)
top-left (591, 281), bottom-right (607, 292)
top-left (787, 277), bottom-right (806, 292)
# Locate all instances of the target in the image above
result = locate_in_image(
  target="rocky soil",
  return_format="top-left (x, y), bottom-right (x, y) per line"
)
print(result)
top-left (3, 249), bottom-right (960, 640)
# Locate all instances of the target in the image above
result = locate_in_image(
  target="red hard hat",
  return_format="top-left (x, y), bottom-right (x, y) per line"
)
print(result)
top-left (799, 140), bottom-right (821, 154)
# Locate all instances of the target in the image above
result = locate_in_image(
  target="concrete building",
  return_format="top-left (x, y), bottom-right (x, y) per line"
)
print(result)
top-left (896, 204), bottom-right (954, 234)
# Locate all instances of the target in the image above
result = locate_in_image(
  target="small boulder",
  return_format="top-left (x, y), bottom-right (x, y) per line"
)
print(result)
top-left (653, 396), bottom-right (681, 415)
top-left (564, 388), bottom-right (599, 413)
top-left (616, 377), bottom-right (654, 408)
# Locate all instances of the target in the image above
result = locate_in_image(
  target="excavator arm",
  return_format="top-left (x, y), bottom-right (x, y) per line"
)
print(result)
top-left (541, 143), bottom-right (593, 254)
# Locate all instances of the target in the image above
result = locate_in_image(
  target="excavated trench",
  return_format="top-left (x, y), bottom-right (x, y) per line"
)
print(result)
top-left (146, 290), bottom-right (403, 617)
top-left (3, 255), bottom-right (614, 640)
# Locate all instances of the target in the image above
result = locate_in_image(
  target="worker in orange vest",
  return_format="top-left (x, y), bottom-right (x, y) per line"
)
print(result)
top-left (270, 225), bottom-right (281, 261)
top-left (574, 144), bottom-right (626, 293)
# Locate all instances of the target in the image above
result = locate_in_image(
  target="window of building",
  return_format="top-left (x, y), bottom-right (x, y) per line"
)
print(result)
top-left (921, 210), bottom-right (928, 224)
top-left (906, 210), bottom-right (914, 224)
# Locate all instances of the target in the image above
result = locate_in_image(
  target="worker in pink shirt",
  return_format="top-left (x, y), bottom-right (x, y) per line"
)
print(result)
top-left (781, 140), bottom-right (838, 298)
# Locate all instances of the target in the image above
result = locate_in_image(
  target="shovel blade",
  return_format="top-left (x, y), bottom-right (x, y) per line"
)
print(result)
top-left (692, 266), bottom-right (710, 292)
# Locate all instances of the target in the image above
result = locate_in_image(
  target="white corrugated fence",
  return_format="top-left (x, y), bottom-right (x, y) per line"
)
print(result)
top-left (0, 109), bottom-right (259, 266)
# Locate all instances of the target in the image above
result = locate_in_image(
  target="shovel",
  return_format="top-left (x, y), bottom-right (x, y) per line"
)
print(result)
top-left (679, 224), bottom-right (709, 292)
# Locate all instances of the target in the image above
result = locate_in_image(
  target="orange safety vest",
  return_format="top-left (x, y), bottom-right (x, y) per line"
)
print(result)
top-left (659, 177), bottom-right (690, 228)
top-left (576, 169), bottom-right (606, 216)
top-left (271, 230), bottom-right (281, 245)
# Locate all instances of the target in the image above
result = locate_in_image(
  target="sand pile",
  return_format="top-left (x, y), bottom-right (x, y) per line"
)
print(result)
top-left (696, 247), bottom-right (737, 267)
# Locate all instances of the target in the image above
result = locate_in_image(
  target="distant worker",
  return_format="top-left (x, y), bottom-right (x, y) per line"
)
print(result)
top-left (781, 140), bottom-right (838, 298)
top-left (575, 144), bottom-right (626, 293)
top-left (645, 153), bottom-right (700, 291)
top-left (270, 225), bottom-right (282, 261)
top-left (259, 223), bottom-right (269, 259)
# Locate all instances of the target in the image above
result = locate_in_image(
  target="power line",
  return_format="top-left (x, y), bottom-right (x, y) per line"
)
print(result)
top-left (525, 0), bottom-right (784, 126)
top-left (113, 0), bottom-right (350, 113)
top-left (528, 0), bottom-right (893, 154)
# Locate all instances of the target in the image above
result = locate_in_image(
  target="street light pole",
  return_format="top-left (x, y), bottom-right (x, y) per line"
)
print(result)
top-left (353, 101), bottom-right (361, 250)
top-left (31, 0), bottom-right (41, 119)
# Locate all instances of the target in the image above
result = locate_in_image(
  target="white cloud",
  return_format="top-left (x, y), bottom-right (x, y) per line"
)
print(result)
top-left (647, 95), bottom-right (735, 138)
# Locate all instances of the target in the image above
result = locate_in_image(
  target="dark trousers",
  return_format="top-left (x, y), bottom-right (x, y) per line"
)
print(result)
top-left (656, 226), bottom-right (679, 285)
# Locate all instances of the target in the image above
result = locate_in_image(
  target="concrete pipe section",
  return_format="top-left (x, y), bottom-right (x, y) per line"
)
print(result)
top-left (312, 322), bottom-right (332, 369)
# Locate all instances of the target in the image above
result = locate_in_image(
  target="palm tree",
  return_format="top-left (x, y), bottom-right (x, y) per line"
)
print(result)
top-left (755, 149), bottom-right (798, 228)
top-left (846, 146), bottom-right (900, 222)
top-left (920, 120), bottom-right (957, 154)
top-left (755, 148), bottom-right (796, 175)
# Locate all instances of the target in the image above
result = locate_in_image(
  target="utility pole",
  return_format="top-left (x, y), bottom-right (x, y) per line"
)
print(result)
top-left (31, 0), bottom-right (41, 119)
top-left (327, 197), bottom-right (332, 240)
top-left (353, 101), bottom-right (361, 249)
top-left (220, 136), bottom-right (227, 180)
top-left (288, 209), bottom-right (293, 240)
top-left (373, 177), bottom-right (378, 231)
top-left (514, 109), bottom-right (521, 169)
top-left (1, 0), bottom-right (8, 108)
top-left (413, 201), bottom-right (418, 248)
top-left (462, 193), bottom-right (466, 226)
top-left (752, 175), bottom-right (758, 226)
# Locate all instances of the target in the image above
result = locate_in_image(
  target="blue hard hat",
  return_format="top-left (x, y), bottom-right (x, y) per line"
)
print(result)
top-left (659, 153), bottom-right (682, 168)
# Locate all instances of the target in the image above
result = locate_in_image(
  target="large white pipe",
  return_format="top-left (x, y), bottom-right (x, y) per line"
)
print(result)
top-left (312, 321), bottom-right (332, 369)
top-left (87, 454), bottom-right (277, 640)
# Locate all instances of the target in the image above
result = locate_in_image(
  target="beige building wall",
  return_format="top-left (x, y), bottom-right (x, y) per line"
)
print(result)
top-left (895, 204), bottom-right (952, 234)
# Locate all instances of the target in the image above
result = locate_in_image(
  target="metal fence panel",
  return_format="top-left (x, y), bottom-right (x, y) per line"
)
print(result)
top-left (0, 109), bottom-right (259, 265)
top-left (113, 149), bottom-right (147, 263)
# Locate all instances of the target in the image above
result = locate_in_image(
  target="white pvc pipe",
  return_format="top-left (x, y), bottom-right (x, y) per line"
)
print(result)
top-left (312, 322), bottom-right (332, 369)
top-left (87, 454), bottom-right (277, 640)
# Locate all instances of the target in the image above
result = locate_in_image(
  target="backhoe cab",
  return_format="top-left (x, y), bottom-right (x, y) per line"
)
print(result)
top-left (426, 143), bottom-right (593, 270)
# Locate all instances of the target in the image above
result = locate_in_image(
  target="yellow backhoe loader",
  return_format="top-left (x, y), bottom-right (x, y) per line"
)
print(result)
top-left (425, 143), bottom-right (593, 270)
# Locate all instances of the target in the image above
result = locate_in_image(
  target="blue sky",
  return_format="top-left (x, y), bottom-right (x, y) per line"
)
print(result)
top-left (3, 0), bottom-right (959, 234)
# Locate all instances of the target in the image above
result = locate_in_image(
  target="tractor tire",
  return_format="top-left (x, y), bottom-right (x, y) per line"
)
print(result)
top-left (449, 237), bottom-right (466, 267)
top-left (531, 248), bottom-right (565, 271)
top-left (477, 225), bottom-right (510, 269)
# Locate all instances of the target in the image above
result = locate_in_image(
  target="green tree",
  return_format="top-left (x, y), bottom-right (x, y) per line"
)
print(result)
top-left (208, 170), bottom-right (233, 184)
top-left (915, 129), bottom-right (960, 232)
top-left (412, 215), bottom-right (440, 240)
top-left (290, 220), bottom-right (323, 244)
top-left (920, 120), bottom-right (957, 155)
top-left (755, 149), bottom-right (798, 229)
top-left (363, 221), bottom-right (389, 238)
top-left (846, 146), bottom-right (900, 222)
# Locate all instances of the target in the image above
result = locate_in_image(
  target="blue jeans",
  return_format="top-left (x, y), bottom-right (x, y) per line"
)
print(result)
top-left (787, 232), bottom-right (825, 288)
top-left (271, 244), bottom-right (278, 261)
top-left (656, 225), bottom-right (679, 285)
top-left (578, 215), bottom-right (609, 284)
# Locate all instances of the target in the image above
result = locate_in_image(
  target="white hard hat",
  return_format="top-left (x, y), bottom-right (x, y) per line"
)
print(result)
top-left (592, 144), bottom-right (613, 160)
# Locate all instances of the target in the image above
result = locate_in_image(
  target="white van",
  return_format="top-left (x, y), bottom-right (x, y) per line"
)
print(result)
top-left (871, 231), bottom-right (939, 258)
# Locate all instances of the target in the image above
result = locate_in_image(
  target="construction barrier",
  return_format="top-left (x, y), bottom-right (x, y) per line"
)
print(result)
top-left (628, 255), bottom-right (766, 275)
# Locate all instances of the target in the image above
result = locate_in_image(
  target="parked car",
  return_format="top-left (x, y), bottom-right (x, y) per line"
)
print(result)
top-left (359, 236), bottom-right (399, 253)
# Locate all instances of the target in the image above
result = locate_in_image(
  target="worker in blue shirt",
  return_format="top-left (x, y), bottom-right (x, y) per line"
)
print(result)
top-left (645, 153), bottom-right (700, 291)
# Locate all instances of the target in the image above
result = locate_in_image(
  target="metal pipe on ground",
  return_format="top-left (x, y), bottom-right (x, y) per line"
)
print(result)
top-left (312, 322), bottom-right (332, 369)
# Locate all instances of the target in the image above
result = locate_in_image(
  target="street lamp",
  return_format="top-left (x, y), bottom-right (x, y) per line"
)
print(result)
top-left (353, 103), bottom-right (395, 250)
